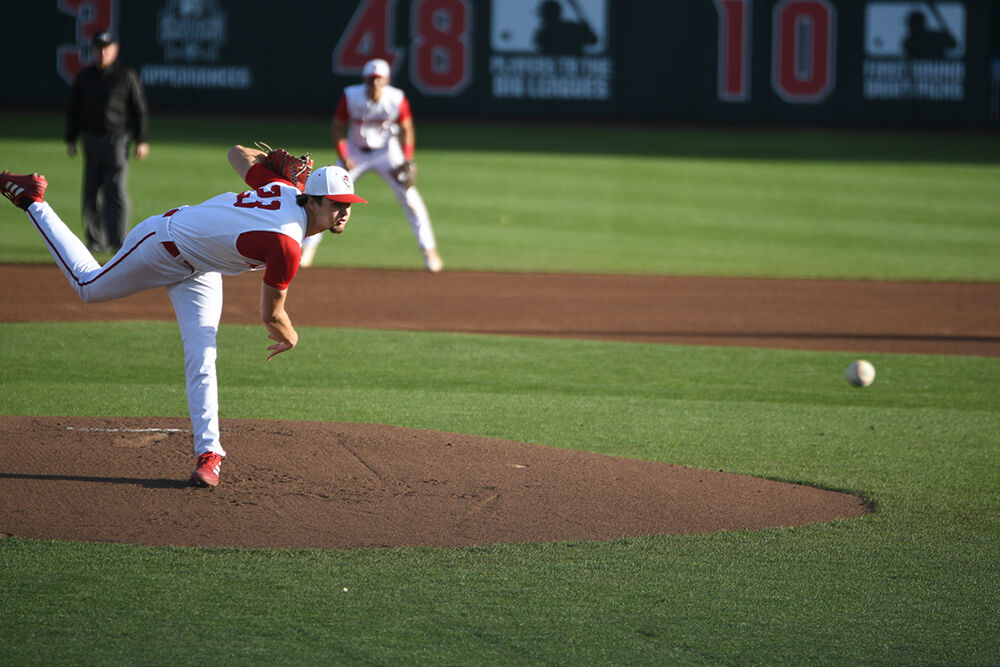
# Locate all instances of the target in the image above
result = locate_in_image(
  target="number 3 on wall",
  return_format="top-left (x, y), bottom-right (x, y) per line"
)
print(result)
top-left (332, 0), bottom-right (472, 96)
top-left (57, 0), bottom-right (117, 84)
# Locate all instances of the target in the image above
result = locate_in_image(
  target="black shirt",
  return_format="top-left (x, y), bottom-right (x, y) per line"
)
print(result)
top-left (65, 62), bottom-right (149, 144)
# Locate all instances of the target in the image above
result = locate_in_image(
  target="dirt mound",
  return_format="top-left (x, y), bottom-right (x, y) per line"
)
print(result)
top-left (0, 416), bottom-right (869, 549)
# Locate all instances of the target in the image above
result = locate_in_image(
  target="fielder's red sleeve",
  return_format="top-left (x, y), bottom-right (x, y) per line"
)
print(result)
top-left (397, 97), bottom-right (412, 123)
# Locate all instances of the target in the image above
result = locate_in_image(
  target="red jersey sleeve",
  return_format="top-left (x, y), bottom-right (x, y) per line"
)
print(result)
top-left (334, 94), bottom-right (349, 122)
top-left (235, 231), bottom-right (301, 290)
top-left (397, 96), bottom-right (412, 123)
top-left (245, 163), bottom-right (294, 190)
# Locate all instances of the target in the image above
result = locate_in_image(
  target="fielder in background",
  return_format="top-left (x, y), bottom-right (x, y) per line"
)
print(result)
top-left (1, 146), bottom-right (366, 488)
top-left (65, 30), bottom-right (150, 254)
top-left (300, 58), bottom-right (442, 272)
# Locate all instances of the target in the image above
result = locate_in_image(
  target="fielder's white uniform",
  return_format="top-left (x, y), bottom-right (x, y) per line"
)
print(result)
top-left (24, 165), bottom-right (306, 459)
top-left (301, 82), bottom-right (436, 258)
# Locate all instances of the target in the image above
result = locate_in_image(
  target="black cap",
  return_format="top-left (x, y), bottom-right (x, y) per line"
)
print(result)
top-left (92, 31), bottom-right (116, 47)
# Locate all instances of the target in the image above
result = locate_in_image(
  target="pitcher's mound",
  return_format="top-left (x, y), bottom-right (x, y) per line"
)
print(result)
top-left (1, 416), bottom-right (869, 549)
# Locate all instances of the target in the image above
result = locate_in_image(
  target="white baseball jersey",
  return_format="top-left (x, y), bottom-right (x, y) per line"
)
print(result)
top-left (166, 183), bottom-right (306, 276)
top-left (341, 83), bottom-right (409, 150)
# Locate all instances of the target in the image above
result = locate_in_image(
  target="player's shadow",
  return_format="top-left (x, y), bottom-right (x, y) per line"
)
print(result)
top-left (419, 122), bottom-right (999, 165)
top-left (0, 472), bottom-right (190, 489)
top-left (504, 329), bottom-right (1000, 345)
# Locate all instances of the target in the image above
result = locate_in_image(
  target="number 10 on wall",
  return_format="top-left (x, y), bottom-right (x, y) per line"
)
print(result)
top-left (715, 0), bottom-right (836, 104)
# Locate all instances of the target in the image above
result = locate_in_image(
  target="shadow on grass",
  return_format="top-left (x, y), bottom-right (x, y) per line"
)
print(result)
top-left (476, 329), bottom-right (1000, 346)
top-left (3, 110), bottom-right (999, 165)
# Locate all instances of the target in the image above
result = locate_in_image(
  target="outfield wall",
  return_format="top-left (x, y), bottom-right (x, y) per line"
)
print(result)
top-left (1, 0), bottom-right (995, 127)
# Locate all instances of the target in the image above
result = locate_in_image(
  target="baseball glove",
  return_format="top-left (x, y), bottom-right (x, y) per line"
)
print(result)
top-left (255, 141), bottom-right (313, 190)
top-left (391, 160), bottom-right (417, 189)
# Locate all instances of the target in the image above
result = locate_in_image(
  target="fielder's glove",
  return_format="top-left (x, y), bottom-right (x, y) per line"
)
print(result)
top-left (255, 141), bottom-right (313, 190)
top-left (391, 160), bottom-right (417, 189)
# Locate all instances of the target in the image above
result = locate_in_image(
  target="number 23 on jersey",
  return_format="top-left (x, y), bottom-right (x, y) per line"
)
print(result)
top-left (234, 185), bottom-right (282, 210)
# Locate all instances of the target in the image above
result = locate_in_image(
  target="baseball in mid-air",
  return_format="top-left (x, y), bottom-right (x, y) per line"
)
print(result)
top-left (845, 360), bottom-right (876, 387)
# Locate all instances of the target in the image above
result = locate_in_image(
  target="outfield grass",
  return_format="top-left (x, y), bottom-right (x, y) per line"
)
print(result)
top-left (2, 111), bottom-right (999, 279)
top-left (1, 114), bottom-right (998, 664)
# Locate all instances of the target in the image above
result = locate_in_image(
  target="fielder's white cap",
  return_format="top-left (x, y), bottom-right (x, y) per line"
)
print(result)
top-left (362, 58), bottom-right (391, 79)
top-left (304, 166), bottom-right (367, 203)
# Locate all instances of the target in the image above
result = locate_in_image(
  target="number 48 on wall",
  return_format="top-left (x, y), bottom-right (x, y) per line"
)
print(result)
top-left (714, 0), bottom-right (836, 104)
top-left (332, 0), bottom-right (472, 96)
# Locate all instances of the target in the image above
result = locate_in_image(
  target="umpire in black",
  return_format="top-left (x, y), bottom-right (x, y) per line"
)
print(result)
top-left (65, 30), bottom-right (150, 253)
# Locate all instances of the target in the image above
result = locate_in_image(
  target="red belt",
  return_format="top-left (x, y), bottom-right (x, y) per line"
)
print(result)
top-left (162, 241), bottom-right (193, 270)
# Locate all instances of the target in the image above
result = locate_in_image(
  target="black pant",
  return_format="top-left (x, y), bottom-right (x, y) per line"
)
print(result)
top-left (81, 131), bottom-right (130, 252)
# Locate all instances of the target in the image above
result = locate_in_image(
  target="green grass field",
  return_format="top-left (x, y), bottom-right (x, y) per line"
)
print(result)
top-left (3, 112), bottom-right (999, 279)
top-left (1, 112), bottom-right (998, 664)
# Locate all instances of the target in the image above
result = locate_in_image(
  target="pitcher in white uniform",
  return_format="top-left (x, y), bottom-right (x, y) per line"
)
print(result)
top-left (300, 58), bottom-right (441, 272)
top-left (2, 148), bottom-right (366, 487)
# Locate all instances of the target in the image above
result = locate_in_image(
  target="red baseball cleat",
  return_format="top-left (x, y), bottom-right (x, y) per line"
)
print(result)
top-left (1, 171), bottom-right (47, 210)
top-left (190, 452), bottom-right (224, 487)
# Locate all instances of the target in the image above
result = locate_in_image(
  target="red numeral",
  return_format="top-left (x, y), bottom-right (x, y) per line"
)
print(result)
top-left (332, 0), bottom-right (403, 74)
top-left (410, 0), bottom-right (472, 95)
top-left (714, 0), bottom-right (751, 102)
top-left (234, 185), bottom-right (282, 210)
top-left (57, 0), bottom-right (117, 84)
top-left (772, 0), bottom-right (836, 103)
top-left (331, 0), bottom-right (471, 96)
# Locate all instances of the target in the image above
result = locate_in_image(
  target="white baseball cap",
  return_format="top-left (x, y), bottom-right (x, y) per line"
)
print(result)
top-left (362, 58), bottom-right (391, 79)
top-left (304, 166), bottom-right (367, 203)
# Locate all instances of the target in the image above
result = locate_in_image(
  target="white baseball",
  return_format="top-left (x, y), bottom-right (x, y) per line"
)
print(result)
top-left (845, 360), bottom-right (876, 387)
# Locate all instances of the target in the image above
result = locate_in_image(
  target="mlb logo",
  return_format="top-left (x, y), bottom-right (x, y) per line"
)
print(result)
top-left (491, 0), bottom-right (608, 54)
top-left (864, 2), bottom-right (965, 58)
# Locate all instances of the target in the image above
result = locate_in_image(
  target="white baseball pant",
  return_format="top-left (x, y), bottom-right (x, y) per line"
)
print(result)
top-left (26, 201), bottom-right (226, 458)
